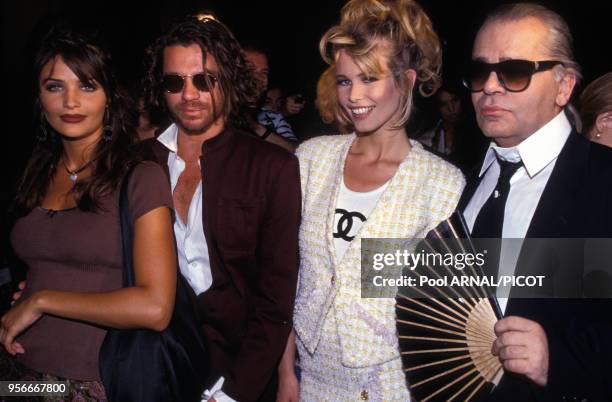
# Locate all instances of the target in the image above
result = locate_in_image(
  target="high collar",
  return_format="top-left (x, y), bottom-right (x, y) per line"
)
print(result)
top-left (156, 123), bottom-right (238, 156)
top-left (478, 111), bottom-right (572, 178)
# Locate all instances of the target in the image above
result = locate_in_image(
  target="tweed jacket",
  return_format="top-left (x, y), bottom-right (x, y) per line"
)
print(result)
top-left (294, 134), bottom-right (465, 368)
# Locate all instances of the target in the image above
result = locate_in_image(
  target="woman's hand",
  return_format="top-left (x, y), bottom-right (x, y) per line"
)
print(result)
top-left (276, 367), bottom-right (299, 402)
top-left (0, 293), bottom-right (44, 355)
top-left (276, 329), bottom-right (299, 402)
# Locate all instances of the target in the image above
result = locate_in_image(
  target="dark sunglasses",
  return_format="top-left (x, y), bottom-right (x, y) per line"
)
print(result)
top-left (463, 59), bottom-right (563, 93)
top-left (161, 73), bottom-right (218, 93)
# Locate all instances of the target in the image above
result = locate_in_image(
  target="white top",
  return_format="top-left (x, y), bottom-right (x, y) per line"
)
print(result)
top-left (157, 124), bottom-right (234, 402)
top-left (463, 111), bottom-right (572, 312)
top-left (333, 177), bottom-right (389, 261)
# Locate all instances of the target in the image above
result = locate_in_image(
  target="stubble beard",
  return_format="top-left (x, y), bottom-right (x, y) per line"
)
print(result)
top-left (171, 106), bottom-right (218, 136)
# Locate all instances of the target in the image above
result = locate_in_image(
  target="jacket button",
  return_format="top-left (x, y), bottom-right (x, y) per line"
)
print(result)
top-left (331, 276), bottom-right (335, 284)
top-left (360, 390), bottom-right (369, 400)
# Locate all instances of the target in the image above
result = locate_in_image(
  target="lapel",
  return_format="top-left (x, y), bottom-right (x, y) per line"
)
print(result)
top-left (458, 149), bottom-right (487, 212)
top-left (524, 131), bottom-right (587, 238)
top-left (458, 168), bottom-right (481, 213)
top-left (511, 132), bottom-right (588, 298)
top-left (324, 135), bottom-right (355, 269)
top-left (153, 141), bottom-right (171, 183)
top-left (139, 138), bottom-right (171, 184)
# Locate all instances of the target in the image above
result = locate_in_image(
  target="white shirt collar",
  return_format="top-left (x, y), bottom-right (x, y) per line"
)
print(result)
top-left (478, 111), bottom-right (572, 178)
top-left (156, 123), bottom-right (179, 154)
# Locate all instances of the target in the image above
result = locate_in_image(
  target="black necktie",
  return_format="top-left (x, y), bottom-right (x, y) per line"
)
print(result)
top-left (471, 156), bottom-right (523, 280)
top-left (471, 157), bottom-right (523, 238)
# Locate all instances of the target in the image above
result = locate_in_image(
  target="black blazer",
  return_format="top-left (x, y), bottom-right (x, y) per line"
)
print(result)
top-left (460, 131), bottom-right (612, 402)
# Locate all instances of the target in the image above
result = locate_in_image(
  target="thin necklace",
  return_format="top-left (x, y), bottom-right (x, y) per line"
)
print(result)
top-left (61, 156), bottom-right (95, 182)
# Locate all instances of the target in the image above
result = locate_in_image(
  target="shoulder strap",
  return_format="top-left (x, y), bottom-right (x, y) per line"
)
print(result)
top-left (119, 163), bottom-right (138, 287)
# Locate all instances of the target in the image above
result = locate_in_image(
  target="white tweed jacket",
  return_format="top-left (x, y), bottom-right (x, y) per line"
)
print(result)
top-left (294, 134), bottom-right (465, 368)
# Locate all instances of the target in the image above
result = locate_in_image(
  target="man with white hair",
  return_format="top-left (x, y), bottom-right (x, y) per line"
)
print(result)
top-left (459, 3), bottom-right (612, 401)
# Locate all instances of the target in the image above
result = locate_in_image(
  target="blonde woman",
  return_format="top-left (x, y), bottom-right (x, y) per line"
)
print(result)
top-left (277, 0), bottom-right (465, 400)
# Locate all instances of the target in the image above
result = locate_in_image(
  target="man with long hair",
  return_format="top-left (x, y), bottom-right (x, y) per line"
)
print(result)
top-left (140, 15), bottom-right (300, 402)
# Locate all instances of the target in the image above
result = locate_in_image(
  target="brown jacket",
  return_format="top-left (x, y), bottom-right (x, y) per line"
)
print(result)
top-left (140, 126), bottom-right (300, 401)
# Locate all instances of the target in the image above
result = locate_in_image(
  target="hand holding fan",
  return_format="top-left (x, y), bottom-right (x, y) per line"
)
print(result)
top-left (396, 211), bottom-right (503, 402)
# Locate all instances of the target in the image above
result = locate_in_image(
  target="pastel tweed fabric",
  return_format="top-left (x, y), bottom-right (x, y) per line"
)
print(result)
top-left (298, 305), bottom-right (409, 401)
top-left (294, 134), bottom-right (465, 398)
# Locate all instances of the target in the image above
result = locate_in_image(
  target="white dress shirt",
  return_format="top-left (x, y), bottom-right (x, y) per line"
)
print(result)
top-left (463, 112), bottom-right (572, 313)
top-left (157, 124), bottom-right (235, 402)
top-left (158, 124), bottom-right (212, 295)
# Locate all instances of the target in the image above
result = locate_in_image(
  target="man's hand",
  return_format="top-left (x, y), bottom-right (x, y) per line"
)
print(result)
top-left (282, 95), bottom-right (305, 117)
top-left (11, 281), bottom-right (26, 306)
top-left (492, 316), bottom-right (549, 386)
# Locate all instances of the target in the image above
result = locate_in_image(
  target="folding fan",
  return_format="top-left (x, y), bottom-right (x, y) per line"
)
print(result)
top-left (395, 212), bottom-right (503, 402)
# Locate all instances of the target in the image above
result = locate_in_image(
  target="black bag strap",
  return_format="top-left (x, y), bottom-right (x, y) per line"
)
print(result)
top-left (119, 163), bottom-right (138, 287)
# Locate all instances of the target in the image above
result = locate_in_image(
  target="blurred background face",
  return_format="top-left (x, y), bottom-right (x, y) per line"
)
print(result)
top-left (39, 56), bottom-right (107, 142)
top-left (163, 44), bottom-right (224, 134)
top-left (265, 87), bottom-right (282, 112)
top-left (244, 49), bottom-right (269, 96)
top-left (590, 111), bottom-right (612, 148)
top-left (136, 98), bottom-right (157, 140)
top-left (471, 18), bottom-right (569, 147)
top-left (437, 90), bottom-right (462, 125)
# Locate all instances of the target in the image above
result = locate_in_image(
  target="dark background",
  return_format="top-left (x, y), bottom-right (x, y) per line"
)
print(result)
top-left (1, 0), bottom-right (611, 202)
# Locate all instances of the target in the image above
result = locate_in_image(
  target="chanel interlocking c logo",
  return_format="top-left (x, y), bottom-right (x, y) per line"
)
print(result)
top-left (334, 208), bottom-right (366, 241)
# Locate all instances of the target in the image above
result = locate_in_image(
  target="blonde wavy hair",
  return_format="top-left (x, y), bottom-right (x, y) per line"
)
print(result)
top-left (317, 0), bottom-right (442, 130)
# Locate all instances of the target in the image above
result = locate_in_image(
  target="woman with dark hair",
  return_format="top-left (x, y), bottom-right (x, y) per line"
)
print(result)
top-left (277, 0), bottom-right (464, 400)
top-left (0, 27), bottom-right (175, 400)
